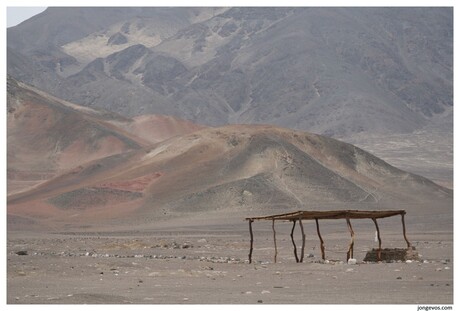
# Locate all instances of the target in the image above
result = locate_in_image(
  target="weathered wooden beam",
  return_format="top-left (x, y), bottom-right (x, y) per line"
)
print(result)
top-left (272, 219), bottom-right (278, 263)
top-left (346, 218), bottom-right (355, 261)
top-left (315, 218), bottom-right (325, 260)
top-left (372, 218), bottom-right (382, 261)
top-left (299, 218), bottom-right (306, 263)
top-left (248, 219), bottom-right (254, 264)
top-left (290, 220), bottom-right (300, 263)
top-left (401, 213), bottom-right (411, 248)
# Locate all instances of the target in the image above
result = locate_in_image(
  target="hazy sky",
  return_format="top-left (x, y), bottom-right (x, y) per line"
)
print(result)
top-left (7, 7), bottom-right (47, 28)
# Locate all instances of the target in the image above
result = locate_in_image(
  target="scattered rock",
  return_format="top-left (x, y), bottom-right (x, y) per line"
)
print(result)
top-left (307, 253), bottom-right (314, 258)
top-left (347, 258), bottom-right (357, 265)
top-left (202, 266), bottom-right (214, 271)
top-left (181, 243), bottom-right (192, 249)
top-left (261, 290), bottom-right (271, 294)
top-left (444, 267), bottom-right (450, 270)
top-left (16, 251), bottom-right (28, 256)
top-left (406, 260), bottom-right (412, 264)
top-left (396, 276), bottom-right (402, 280)
top-left (197, 239), bottom-right (207, 243)
top-left (257, 300), bottom-right (263, 303)
top-left (245, 291), bottom-right (252, 294)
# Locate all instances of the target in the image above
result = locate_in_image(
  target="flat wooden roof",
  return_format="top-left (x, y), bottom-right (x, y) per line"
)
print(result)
top-left (245, 209), bottom-right (406, 221)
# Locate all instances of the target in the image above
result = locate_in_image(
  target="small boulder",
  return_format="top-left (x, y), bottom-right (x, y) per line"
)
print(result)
top-left (347, 258), bottom-right (357, 265)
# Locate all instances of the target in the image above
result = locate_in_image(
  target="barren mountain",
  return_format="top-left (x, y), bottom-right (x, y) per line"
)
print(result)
top-left (7, 77), bottom-right (203, 195)
top-left (7, 7), bottom-right (452, 139)
top-left (8, 123), bottom-right (451, 230)
top-left (6, 7), bottom-right (453, 231)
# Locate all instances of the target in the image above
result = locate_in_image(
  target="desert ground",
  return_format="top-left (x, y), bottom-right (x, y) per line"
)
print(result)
top-left (7, 206), bottom-right (453, 305)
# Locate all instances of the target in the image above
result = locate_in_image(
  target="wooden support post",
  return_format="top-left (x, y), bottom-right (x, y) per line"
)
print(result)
top-left (315, 218), bottom-right (325, 260)
top-left (401, 213), bottom-right (411, 248)
top-left (290, 220), bottom-right (299, 263)
top-left (346, 218), bottom-right (355, 261)
top-left (299, 218), bottom-right (306, 263)
top-left (272, 219), bottom-right (278, 263)
top-left (248, 219), bottom-right (254, 264)
top-left (372, 218), bottom-right (382, 261)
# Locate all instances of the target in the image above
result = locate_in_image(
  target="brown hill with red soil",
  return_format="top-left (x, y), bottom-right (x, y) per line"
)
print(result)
top-left (7, 77), bottom-right (204, 195)
top-left (7, 124), bottom-right (451, 230)
top-left (107, 114), bottom-right (206, 145)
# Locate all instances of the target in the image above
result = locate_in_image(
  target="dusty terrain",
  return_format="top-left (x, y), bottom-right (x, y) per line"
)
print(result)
top-left (7, 208), bottom-right (453, 304)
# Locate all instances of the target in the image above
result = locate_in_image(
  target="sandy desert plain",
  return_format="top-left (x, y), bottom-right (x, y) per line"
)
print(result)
top-left (7, 200), bottom-right (453, 305)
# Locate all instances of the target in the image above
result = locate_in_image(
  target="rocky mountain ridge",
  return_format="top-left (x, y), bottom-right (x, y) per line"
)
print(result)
top-left (7, 7), bottom-right (453, 138)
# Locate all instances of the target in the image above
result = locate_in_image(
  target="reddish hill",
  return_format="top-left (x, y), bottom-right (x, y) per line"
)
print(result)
top-left (107, 114), bottom-right (206, 145)
top-left (7, 124), bottom-right (451, 230)
top-left (7, 77), bottom-right (204, 195)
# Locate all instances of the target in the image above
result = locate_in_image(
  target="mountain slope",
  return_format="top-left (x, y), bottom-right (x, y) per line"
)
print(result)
top-left (7, 77), bottom-right (204, 194)
top-left (8, 124), bottom-right (451, 229)
top-left (7, 7), bottom-right (453, 139)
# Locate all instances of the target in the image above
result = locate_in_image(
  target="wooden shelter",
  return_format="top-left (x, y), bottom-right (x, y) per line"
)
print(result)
top-left (245, 210), bottom-right (411, 263)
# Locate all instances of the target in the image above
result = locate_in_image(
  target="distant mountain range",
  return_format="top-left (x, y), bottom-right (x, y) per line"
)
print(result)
top-left (7, 7), bottom-right (453, 139)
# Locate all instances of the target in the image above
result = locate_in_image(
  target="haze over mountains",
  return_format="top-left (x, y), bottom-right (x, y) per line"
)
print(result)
top-left (7, 7), bottom-right (452, 138)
